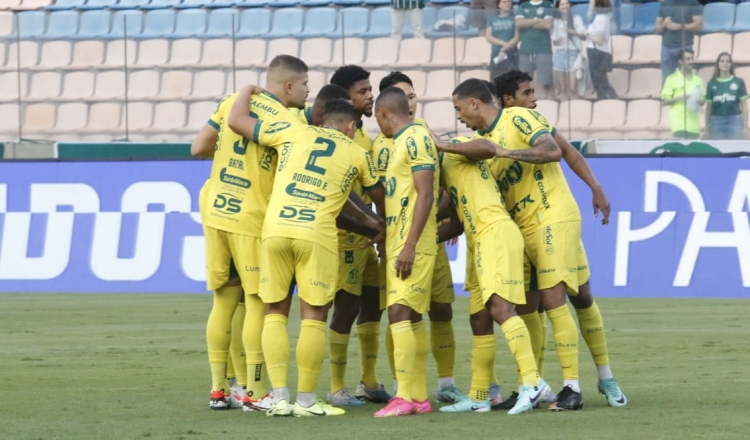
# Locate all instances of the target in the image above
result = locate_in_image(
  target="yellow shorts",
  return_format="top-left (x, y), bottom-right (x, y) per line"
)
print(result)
top-left (431, 244), bottom-right (455, 304)
top-left (464, 245), bottom-right (485, 315)
top-left (474, 221), bottom-right (526, 306)
top-left (336, 246), bottom-right (379, 296)
top-left (523, 221), bottom-right (583, 295)
top-left (379, 254), bottom-right (388, 310)
top-left (259, 237), bottom-right (337, 306)
top-left (386, 253), bottom-right (436, 314)
top-left (203, 225), bottom-right (261, 294)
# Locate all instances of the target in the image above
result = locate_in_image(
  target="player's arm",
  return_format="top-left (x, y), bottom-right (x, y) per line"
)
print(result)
top-left (190, 123), bottom-right (218, 158)
top-left (555, 132), bottom-right (610, 224)
top-left (396, 168), bottom-right (435, 280)
top-left (495, 132), bottom-right (561, 163)
top-left (338, 199), bottom-right (383, 238)
top-left (438, 206), bottom-right (463, 243)
top-left (437, 188), bottom-right (452, 222)
top-left (431, 132), bottom-right (497, 160)
top-left (226, 85), bottom-right (266, 139)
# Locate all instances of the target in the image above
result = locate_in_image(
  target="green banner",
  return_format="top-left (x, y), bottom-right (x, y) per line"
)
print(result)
top-left (55, 143), bottom-right (193, 159)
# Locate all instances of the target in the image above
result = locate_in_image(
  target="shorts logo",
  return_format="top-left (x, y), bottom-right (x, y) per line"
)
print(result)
top-left (406, 137), bottom-right (418, 160)
top-left (512, 115), bottom-right (532, 135)
top-left (534, 170), bottom-right (544, 181)
top-left (344, 250), bottom-right (354, 264)
top-left (347, 268), bottom-right (359, 284)
top-left (544, 226), bottom-right (554, 254)
top-left (377, 148), bottom-right (390, 171)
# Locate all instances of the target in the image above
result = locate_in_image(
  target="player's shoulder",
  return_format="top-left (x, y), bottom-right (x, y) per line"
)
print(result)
top-left (505, 107), bottom-right (550, 132)
top-left (414, 117), bottom-right (429, 129)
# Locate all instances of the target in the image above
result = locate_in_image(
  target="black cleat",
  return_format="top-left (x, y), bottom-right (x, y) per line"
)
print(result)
top-left (491, 391), bottom-right (518, 410)
top-left (548, 385), bottom-right (584, 411)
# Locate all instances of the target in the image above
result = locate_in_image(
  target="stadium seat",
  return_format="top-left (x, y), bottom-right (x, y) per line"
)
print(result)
top-left (307, 70), bottom-right (326, 96)
top-left (326, 37), bottom-right (365, 67)
top-left (205, 8), bottom-right (239, 38)
top-left (535, 99), bottom-right (558, 127)
top-left (191, 70), bottom-right (225, 99)
top-left (78, 0), bottom-right (118, 10)
top-left (428, 6), bottom-right (471, 37)
top-left (625, 34), bottom-right (661, 65)
top-left (109, 10), bottom-right (143, 39)
top-left (128, 70), bottom-right (160, 99)
top-left (0, 11), bottom-right (13, 39)
top-left (142, 0), bottom-right (182, 9)
top-left (300, 7), bottom-right (337, 37)
top-left (733, 32), bottom-right (750, 63)
top-left (13, 0), bottom-right (52, 10)
top-left (571, 4), bottom-right (589, 27)
top-left (6, 41), bottom-right (39, 70)
top-left (198, 38), bottom-right (232, 67)
top-left (611, 35), bottom-right (632, 64)
top-left (167, 38), bottom-right (202, 66)
top-left (608, 68), bottom-right (629, 98)
top-left (300, 38), bottom-right (332, 67)
top-left (172, 9), bottom-right (207, 39)
top-left (139, 9), bottom-right (176, 39)
top-left (124, 101), bottom-right (154, 130)
top-left (94, 70), bottom-right (125, 101)
top-left (589, 99), bottom-right (626, 131)
top-left (423, 100), bottom-right (457, 134)
top-left (151, 102), bottom-right (186, 131)
top-left (394, 38), bottom-right (432, 67)
top-left (103, 39), bottom-right (136, 67)
top-left (235, 0), bottom-right (268, 8)
top-left (0, 0), bottom-right (21, 11)
top-left (0, 71), bottom-right (27, 101)
top-left (61, 71), bottom-right (94, 100)
top-left (696, 33), bottom-right (732, 64)
top-left (55, 102), bottom-right (88, 132)
top-left (46, 0), bottom-right (85, 11)
top-left (234, 38), bottom-right (266, 67)
top-left (457, 36), bottom-right (490, 66)
top-left (23, 103), bottom-right (56, 134)
top-left (366, 7), bottom-right (392, 38)
top-left (332, 0), bottom-right (361, 5)
top-left (367, 69), bottom-right (387, 93)
top-left (111, 0), bottom-right (150, 9)
top-left (268, 8), bottom-right (303, 38)
top-left (362, 38), bottom-right (398, 68)
top-left (300, 0), bottom-right (331, 6)
top-left (269, 0), bottom-right (301, 7)
top-left (419, 6), bottom-right (437, 35)
top-left (16, 11), bottom-right (46, 39)
top-left (265, 37), bottom-right (299, 61)
top-left (458, 69), bottom-right (488, 83)
top-left (86, 102), bottom-right (122, 132)
top-left (39, 10), bottom-right (79, 40)
top-left (237, 8), bottom-right (271, 38)
top-left (697, 66), bottom-right (712, 88)
top-left (431, 37), bottom-right (465, 67)
top-left (702, 3), bottom-right (735, 33)
top-left (34, 41), bottom-right (72, 70)
top-left (175, 0), bottom-right (212, 9)
top-left (622, 99), bottom-right (663, 132)
top-left (556, 100), bottom-right (591, 130)
top-left (77, 10), bottom-right (111, 39)
top-left (186, 101), bottom-right (217, 131)
top-left (233, 69), bottom-right (260, 93)
top-left (734, 3), bottom-right (750, 32)
top-left (0, 104), bottom-right (20, 136)
top-left (423, 69), bottom-right (456, 100)
top-left (626, 2), bottom-right (659, 35)
top-left (402, 69), bottom-right (426, 97)
top-left (133, 39), bottom-right (170, 67)
top-left (624, 67), bottom-right (661, 99)
top-left (338, 7), bottom-right (368, 37)
top-left (588, 131), bottom-right (623, 140)
top-left (158, 70), bottom-right (193, 100)
top-left (619, 2), bottom-right (634, 32)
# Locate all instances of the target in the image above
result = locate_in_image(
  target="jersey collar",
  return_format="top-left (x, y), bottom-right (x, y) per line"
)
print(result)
top-left (262, 91), bottom-right (283, 104)
top-left (304, 107), bottom-right (313, 125)
top-left (477, 108), bottom-right (503, 136)
top-left (393, 122), bottom-right (417, 140)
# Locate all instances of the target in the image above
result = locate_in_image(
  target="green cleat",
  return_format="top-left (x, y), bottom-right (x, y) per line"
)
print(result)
top-left (439, 396), bottom-right (491, 413)
top-left (437, 384), bottom-right (465, 403)
top-left (598, 378), bottom-right (627, 407)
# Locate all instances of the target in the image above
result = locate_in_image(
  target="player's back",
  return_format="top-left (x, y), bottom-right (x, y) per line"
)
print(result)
top-left (257, 123), bottom-right (379, 254)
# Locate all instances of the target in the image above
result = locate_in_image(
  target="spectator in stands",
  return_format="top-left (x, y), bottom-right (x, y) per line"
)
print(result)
top-left (551, 0), bottom-right (587, 100)
top-left (586, 0), bottom-right (617, 99)
top-left (655, 0), bottom-right (703, 83)
top-left (516, 0), bottom-right (555, 98)
top-left (391, 0), bottom-right (424, 40)
top-left (661, 49), bottom-right (703, 140)
top-left (470, 0), bottom-right (498, 36)
top-left (487, 0), bottom-right (519, 81)
top-left (705, 53), bottom-right (748, 140)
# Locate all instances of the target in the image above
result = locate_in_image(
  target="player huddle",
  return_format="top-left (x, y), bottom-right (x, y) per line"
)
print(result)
top-left (191, 54), bottom-right (627, 418)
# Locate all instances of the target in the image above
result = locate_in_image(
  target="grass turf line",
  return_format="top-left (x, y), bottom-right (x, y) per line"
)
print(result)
top-left (0, 294), bottom-right (748, 440)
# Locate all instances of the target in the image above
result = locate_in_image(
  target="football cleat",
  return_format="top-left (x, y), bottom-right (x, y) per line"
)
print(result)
top-left (508, 380), bottom-right (551, 415)
top-left (548, 385), bottom-right (584, 411)
top-left (598, 378), bottom-right (627, 407)
top-left (293, 399), bottom-right (345, 417)
top-left (243, 393), bottom-right (274, 412)
top-left (373, 397), bottom-right (417, 417)
top-left (436, 384), bottom-right (465, 403)
top-left (327, 387), bottom-right (366, 407)
top-left (266, 399), bottom-right (292, 417)
top-left (413, 399), bottom-right (433, 414)
top-left (209, 390), bottom-right (232, 410)
top-left (491, 391), bottom-right (518, 410)
top-left (489, 384), bottom-right (502, 406)
top-left (354, 381), bottom-right (392, 404)
top-left (439, 396), bottom-right (491, 413)
top-left (229, 385), bottom-right (245, 409)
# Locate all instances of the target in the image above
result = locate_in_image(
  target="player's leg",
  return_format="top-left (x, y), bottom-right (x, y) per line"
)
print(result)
top-left (203, 226), bottom-right (243, 410)
top-left (430, 244), bottom-right (461, 403)
top-left (227, 299), bottom-right (246, 406)
top-left (376, 257), bottom-right (398, 395)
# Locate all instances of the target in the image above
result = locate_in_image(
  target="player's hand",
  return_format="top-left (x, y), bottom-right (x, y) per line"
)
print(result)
top-left (366, 226), bottom-right (386, 248)
top-left (241, 85), bottom-right (266, 95)
top-left (427, 129), bottom-right (448, 151)
top-left (592, 187), bottom-right (610, 225)
top-left (395, 245), bottom-right (416, 280)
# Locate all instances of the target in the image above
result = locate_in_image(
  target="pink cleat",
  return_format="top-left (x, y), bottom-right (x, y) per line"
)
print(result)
top-left (373, 397), bottom-right (417, 417)
top-left (413, 399), bottom-right (432, 414)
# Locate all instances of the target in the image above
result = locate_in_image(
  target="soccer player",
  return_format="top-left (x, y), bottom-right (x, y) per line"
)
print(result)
top-left (190, 55), bottom-right (310, 411)
top-left (228, 88), bottom-right (385, 417)
top-left (449, 78), bottom-right (585, 411)
top-left (371, 71), bottom-right (461, 403)
top-left (372, 87), bottom-right (439, 417)
top-left (327, 65), bottom-right (393, 405)
top-left (430, 135), bottom-right (551, 415)
top-left (493, 70), bottom-right (626, 408)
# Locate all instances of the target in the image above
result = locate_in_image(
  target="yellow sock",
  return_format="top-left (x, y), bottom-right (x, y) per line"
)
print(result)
top-left (538, 311), bottom-right (548, 377)
top-left (469, 335), bottom-right (495, 401)
top-left (519, 312), bottom-right (543, 366)
top-left (386, 324), bottom-right (396, 381)
top-left (244, 294), bottom-right (266, 399)
top-left (356, 322), bottom-right (380, 388)
top-left (229, 302), bottom-right (246, 386)
top-left (576, 301), bottom-right (609, 366)
top-left (547, 304), bottom-right (579, 380)
top-left (430, 321), bottom-right (455, 379)
top-left (390, 321), bottom-right (415, 401)
top-left (261, 314), bottom-right (289, 390)
top-left (207, 285), bottom-right (242, 392)
top-left (297, 320), bottom-right (327, 393)
top-left (501, 316), bottom-right (539, 387)
top-left (411, 321), bottom-right (429, 402)
top-left (329, 329), bottom-right (350, 393)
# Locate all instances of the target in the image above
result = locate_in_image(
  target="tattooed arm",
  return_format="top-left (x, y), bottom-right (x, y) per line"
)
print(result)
top-left (494, 132), bottom-right (562, 164)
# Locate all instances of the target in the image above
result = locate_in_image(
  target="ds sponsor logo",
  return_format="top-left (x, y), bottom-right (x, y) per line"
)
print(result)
top-left (213, 193), bottom-right (242, 214)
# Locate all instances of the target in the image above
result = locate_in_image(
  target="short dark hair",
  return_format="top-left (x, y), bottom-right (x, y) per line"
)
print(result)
top-left (322, 99), bottom-right (357, 124)
top-left (315, 84), bottom-right (351, 104)
top-left (268, 55), bottom-right (308, 74)
top-left (481, 80), bottom-right (497, 99)
top-left (380, 71), bottom-right (413, 92)
top-left (678, 48), bottom-right (694, 65)
top-left (375, 86), bottom-right (410, 116)
top-left (330, 65), bottom-right (371, 92)
top-left (494, 70), bottom-right (533, 106)
top-left (452, 78), bottom-right (494, 104)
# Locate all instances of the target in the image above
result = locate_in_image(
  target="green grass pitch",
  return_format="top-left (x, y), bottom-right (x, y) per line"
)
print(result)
top-left (1, 294), bottom-right (748, 440)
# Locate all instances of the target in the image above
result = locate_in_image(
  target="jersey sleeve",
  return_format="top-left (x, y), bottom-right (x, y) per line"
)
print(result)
top-left (359, 150), bottom-right (381, 192)
top-left (704, 80), bottom-right (713, 101)
top-left (509, 108), bottom-right (550, 146)
top-left (252, 120), bottom-right (294, 148)
top-left (740, 79), bottom-right (748, 100)
top-left (208, 96), bottom-right (231, 130)
top-left (406, 130), bottom-right (437, 172)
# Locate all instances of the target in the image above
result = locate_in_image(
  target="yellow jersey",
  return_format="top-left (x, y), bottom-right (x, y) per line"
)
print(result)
top-left (200, 91), bottom-right (301, 237)
top-left (479, 107), bottom-right (580, 233)
top-left (372, 118), bottom-right (428, 182)
top-left (336, 120), bottom-right (375, 250)
top-left (385, 122), bottom-right (439, 257)
top-left (252, 121), bottom-right (380, 254)
top-left (290, 104), bottom-right (314, 126)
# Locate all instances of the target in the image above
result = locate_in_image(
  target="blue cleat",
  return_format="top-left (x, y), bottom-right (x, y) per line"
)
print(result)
top-left (598, 378), bottom-right (627, 407)
top-left (439, 396), bottom-right (491, 413)
top-left (437, 384), bottom-right (466, 403)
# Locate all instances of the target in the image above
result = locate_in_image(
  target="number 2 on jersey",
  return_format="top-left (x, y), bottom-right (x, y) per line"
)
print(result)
top-left (305, 137), bottom-right (336, 175)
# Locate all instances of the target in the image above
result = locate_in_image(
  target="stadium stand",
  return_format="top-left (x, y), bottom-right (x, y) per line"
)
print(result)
top-left (702, 3), bottom-right (736, 34)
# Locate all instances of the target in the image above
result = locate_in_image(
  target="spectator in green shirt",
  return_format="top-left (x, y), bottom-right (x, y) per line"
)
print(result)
top-left (486, 0), bottom-right (520, 81)
top-left (661, 49), bottom-right (704, 140)
top-left (516, 0), bottom-right (555, 98)
top-left (705, 53), bottom-right (748, 140)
